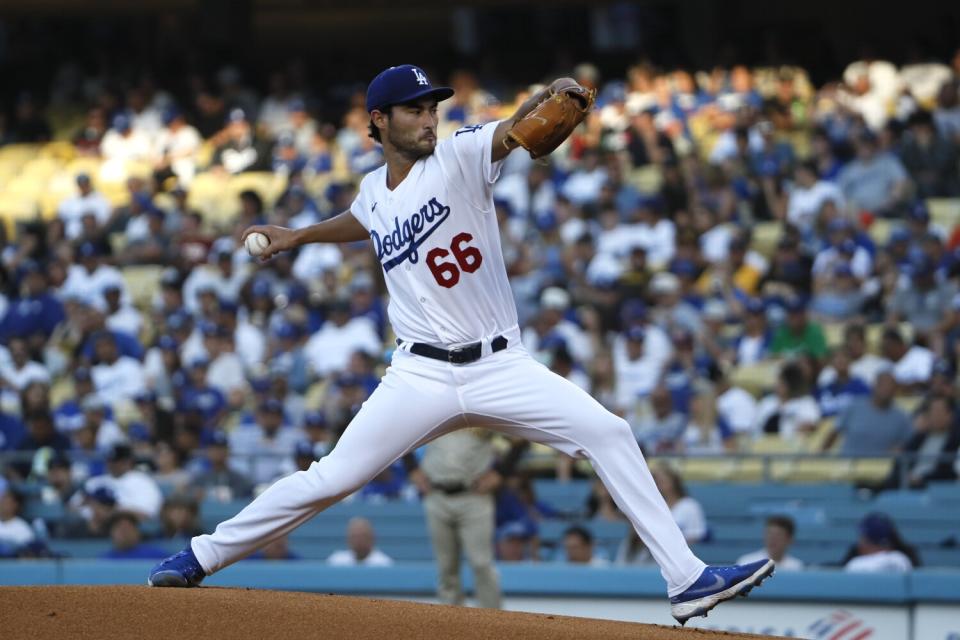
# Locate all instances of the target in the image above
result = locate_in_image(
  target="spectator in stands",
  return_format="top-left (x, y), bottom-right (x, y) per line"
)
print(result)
top-left (816, 349), bottom-right (871, 418)
top-left (191, 430), bottom-right (254, 502)
top-left (881, 327), bottom-right (935, 388)
top-left (843, 512), bottom-right (919, 572)
top-left (770, 297), bottom-right (829, 362)
top-left (899, 110), bottom-right (960, 198)
top-left (0, 336), bottom-right (51, 391)
top-left (42, 453), bottom-right (78, 506)
top-left (0, 261), bottom-right (66, 342)
top-left (10, 92), bottom-right (51, 142)
top-left (754, 361), bottom-right (821, 440)
top-left (631, 383), bottom-right (686, 454)
top-left (613, 326), bottom-right (661, 412)
top-left (407, 430), bottom-right (502, 608)
top-left (60, 485), bottom-right (116, 538)
top-left (249, 534), bottom-right (300, 561)
top-left (887, 255), bottom-right (956, 337)
top-left (651, 465), bottom-right (707, 543)
top-left (304, 299), bottom-right (381, 377)
top-left (823, 370), bottom-right (911, 454)
top-left (732, 298), bottom-right (773, 365)
top-left (839, 130), bottom-right (911, 217)
top-left (561, 525), bottom-right (609, 566)
top-left (160, 494), bottom-right (203, 540)
top-left (81, 443), bottom-right (163, 520)
top-left (77, 394), bottom-right (126, 453)
top-left (736, 515), bottom-right (804, 571)
top-left (0, 488), bottom-right (35, 554)
top-left (228, 398), bottom-right (305, 486)
top-left (887, 395), bottom-right (960, 488)
top-left (99, 511), bottom-right (168, 560)
top-left (496, 519), bottom-right (539, 562)
top-left (153, 106), bottom-right (201, 186)
top-left (584, 478), bottom-right (624, 522)
top-left (818, 323), bottom-right (891, 387)
top-left (91, 331), bottom-right (147, 409)
top-left (0, 409), bottom-right (26, 452)
top-left (13, 411), bottom-right (70, 478)
top-left (326, 517), bottom-right (394, 567)
top-left (210, 108), bottom-right (271, 175)
top-left (103, 284), bottom-right (142, 338)
top-left (99, 113), bottom-right (153, 182)
top-left (785, 160), bottom-right (845, 235)
top-left (152, 441), bottom-right (191, 492)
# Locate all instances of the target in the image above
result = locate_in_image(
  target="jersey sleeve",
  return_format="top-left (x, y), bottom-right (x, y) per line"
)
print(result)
top-left (438, 120), bottom-right (506, 210)
top-left (348, 173), bottom-right (374, 231)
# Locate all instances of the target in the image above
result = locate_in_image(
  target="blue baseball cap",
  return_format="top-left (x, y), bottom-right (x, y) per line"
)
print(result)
top-left (744, 297), bottom-right (766, 314)
top-left (908, 201), bottom-right (930, 223)
top-left (859, 512), bottom-right (895, 545)
top-left (785, 296), bottom-right (807, 313)
top-left (304, 411), bottom-right (327, 428)
top-left (294, 441), bottom-right (315, 458)
top-left (365, 65), bottom-right (454, 113)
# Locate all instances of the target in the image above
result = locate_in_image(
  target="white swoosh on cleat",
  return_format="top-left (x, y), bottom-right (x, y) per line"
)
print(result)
top-left (683, 575), bottom-right (727, 596)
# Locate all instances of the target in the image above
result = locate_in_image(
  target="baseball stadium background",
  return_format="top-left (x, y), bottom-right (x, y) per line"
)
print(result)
top-left (1, 1), bottom-right (960, 638)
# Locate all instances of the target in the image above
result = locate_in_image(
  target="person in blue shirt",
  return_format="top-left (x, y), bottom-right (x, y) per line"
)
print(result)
top-left (99, 511), bottom-right (169, 560)
top-left (816, 349), bottom-right (871, 418)
top-left (0, 261), bottom-right (65, 342)
top-left (0, 410), bottom-right (26, 451)
top-left (177, 359), bottom-right (227, 429)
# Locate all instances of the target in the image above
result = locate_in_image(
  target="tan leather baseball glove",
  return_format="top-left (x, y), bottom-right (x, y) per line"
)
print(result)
top-left (507, 84), bottom-right (596, 159)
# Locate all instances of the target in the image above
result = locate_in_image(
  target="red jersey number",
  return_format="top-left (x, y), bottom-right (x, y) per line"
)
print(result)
top-left (426, 232), bottom-right (484, 288)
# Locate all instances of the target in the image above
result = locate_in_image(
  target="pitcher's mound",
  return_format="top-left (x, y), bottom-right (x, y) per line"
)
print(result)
top-left (0, 585), bottom-right (782, 639)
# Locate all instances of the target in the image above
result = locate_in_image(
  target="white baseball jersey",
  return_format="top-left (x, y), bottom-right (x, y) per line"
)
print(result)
top-left (349, 121), bottom-right (518, 346)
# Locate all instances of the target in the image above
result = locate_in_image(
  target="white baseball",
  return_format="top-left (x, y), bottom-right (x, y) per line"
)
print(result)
top-left (245, 232), bottom-right (271, 257)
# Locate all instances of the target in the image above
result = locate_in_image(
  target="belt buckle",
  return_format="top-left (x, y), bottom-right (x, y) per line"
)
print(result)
top-left (447, 347), bottom-right (466, 364)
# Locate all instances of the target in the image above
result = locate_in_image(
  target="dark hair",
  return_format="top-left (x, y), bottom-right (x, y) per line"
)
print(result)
top-left (108, 510), bottom-right (141, 530)
top-left (844, 323), bottom-right (866, 342)
top-left (563, 525), bottom-right (593, 545)
top-left (367, 105), bottom-right (394, 143)
top-left (779, 361), bottom-right (809, 398)
top-left (766, 515), bottom-right (796, 538)
top-left (655, 465), bottom-right (688, 498)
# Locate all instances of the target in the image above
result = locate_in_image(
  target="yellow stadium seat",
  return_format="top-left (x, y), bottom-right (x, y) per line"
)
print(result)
top-left (865, 322), bottom-right (913, 353)
top-left (894, 395), bottom-right (924, 415)
top-left (227, 172), bottom-right (286, 206)
top-left (927, 198), bottom-right (960, 229)
top-left (120, 265), bottom-right (164, 310)
top-left (65, 157), bottom-right (103, 180)
top-left (823, 323), bottom-right (845, 349)
top-left (729, 360), bottom-right (782, 398)
top-left (781, 458), bottom-right (853, 483)
top-left (750, 222), bottom-right (782, 259)
top-left (852, 458), bottom-right (893, 484)
top-left (675, 457), bottom-right (738, 482)
top-left (38, 141), bottom-right (77, 162)
top-left (728, 457), bottom-right (765, 482)
top-left (626, 165), bottom-right (663, 195)
top-left (867, 219), bottom-right (892, 246)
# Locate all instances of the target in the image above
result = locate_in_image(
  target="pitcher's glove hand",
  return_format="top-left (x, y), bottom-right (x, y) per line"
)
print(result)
top-left (507, 83), bottom-right (596, 159)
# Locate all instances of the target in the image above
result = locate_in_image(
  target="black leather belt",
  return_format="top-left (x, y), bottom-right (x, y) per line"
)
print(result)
top-left (431, 481), bottom-right (470, 495)
top-left (399, 335), bottom-right (508, 364)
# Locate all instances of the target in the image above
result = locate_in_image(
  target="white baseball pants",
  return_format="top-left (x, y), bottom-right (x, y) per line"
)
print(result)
top-left (191, 342), bottom-right (706, 596)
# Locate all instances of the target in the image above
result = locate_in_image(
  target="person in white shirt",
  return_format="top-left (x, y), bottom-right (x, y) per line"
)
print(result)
top-left (82, 443), bottom-right (163, 520)
top-left (182, 247), bottom-right (250, 315)
top-left (785, 161), bottom-right (845, 234)
top-left (753, 362), bottom-right (821, 440)
top-left (99, 113), bottom-right (154, 183)
top-left (91, 332), bottom-right (147, 409)
top-left (651, 465), bottom-right (707, 544)
top-left (613, 326), bottom-right (662, 412)
top-left (304, 300), bottom-right (382, 377)
top-left (0, 337), bottom-right (50, 391)
top-left (521, 287), bottom-right (593, 365)
top-left (737, 516), bottom-right (804, 571)
top-left (153, 107), bottom-right (201, 185)
top-left (202, 324), bottom-right (248, 405)
top-left (0, 488), bottom-right (35, 551)
top-left (817, 323), bottom-right (890, 387)
top-left (326, 517), bottom-right (394, 567)
top-left (561, 148), bottom-right (608, 205)
top-left (716, 376), bottom-right (758, 437)
top-left (844, 512), bottom-right (916, 573)
top-left (880, 328), bottom-right (934, 387)
top-left (60, 242), bottom-right (129, 308)
top-left (58, 173), bottom-right (112, 240)
top-left (103, 285), bottom-right (142, 339)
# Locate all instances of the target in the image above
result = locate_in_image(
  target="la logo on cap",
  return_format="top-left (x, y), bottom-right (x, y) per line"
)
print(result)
top-left (413, 68), bottom-right (429, 86)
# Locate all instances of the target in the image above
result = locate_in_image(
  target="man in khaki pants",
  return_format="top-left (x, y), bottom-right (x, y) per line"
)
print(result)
top-left (409, 429), bottom-right (502, 608)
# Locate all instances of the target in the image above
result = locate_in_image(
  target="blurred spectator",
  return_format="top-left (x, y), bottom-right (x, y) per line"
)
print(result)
top-left (732, 298), bottom-right (773, 365)
top-left (1, 337), bottom-right (51, 390)
top-left (886, 255), bottom-right (956, 336)
top-left (770, 297), bottom-right (828, 361)
top-left (409, 430), bottom-right (501, 608)
top-left (304, 299), bottom-right (380, 377)
top-left (886, 395), bottom-right (960, 488)
top-left (838, 131), bottom-right (910, 217)
top-left (785, 160), bottom-right (845, 234)
top-left (99, 511), bottom-right (168, 560)
top-left (91, 332), bottom-right (147, 409)
top-left (818, 323), bottom-right (891, 386)
top-left (250, 534), bottom-right (300, 561)
top-left (651, 465), bottom-right (707, 544)
top-left (0, 488), bottom-right (35, 554)
top-left (60, 485), bottom-right (116, 538)
top-left (561, 525), bottom-right (609, 566)
top-left (81, 443), bottom-right (163, 520)
top-left (228, 399), bottom-right (305, 486)
top-left (41, 453), bottom-right (78, 506)
top-left (326, 517), bottom-right (394, 567)
top-left (613, 326), bottom-right (660, 411)
top-left (496, 520), bottom-right (538, 562)
top-left (210, 109), bottom-right (272, 174)
top-left (100, 114), bottom-right (153, 182)
top-left (153, 106), bottom-right (202, 186)
top-left (160, 494), bottom-right (203, 540)
top-left (631, 384), bottom-right (686, 454)
top-left (753, 361), bottom-right (821, 440)
top-left (843, 512), bottom-right (919, 572)
top-left (0, 261), bottom-right (66, 342)
top-left (736, 515), bottom-right (804, 571)
top-left (881, 328), bottom-right (935, 387)
top-left (153, 441), bottom-right (191, 492)
top-left (584, 478), bottom-right (623, 522)
top-left (899, 110), bottom-right (960, 198)
top-left (823, 371), bottom-right (911, 454)
top-left (815, 349), bottom-right (871, 418)
top-left (191, 431), bottom-right (254, 502)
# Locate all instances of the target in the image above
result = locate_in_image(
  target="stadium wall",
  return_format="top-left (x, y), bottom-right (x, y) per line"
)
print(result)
top-left (1, 562), bottom-right (958, 639)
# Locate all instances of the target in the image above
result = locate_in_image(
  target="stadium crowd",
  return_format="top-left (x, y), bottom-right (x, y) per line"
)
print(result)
top-left (2, 50), bottom-right (960, 574)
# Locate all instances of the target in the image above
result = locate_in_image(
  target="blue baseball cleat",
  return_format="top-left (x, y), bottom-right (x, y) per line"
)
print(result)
top-left (670, 558), bottom-right (775, 625)
top-left (148, 546), bottom-right (207, 588)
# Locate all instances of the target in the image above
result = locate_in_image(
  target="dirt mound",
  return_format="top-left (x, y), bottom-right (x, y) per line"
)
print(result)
top-left (0, 586), bottom-right (781, 639)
